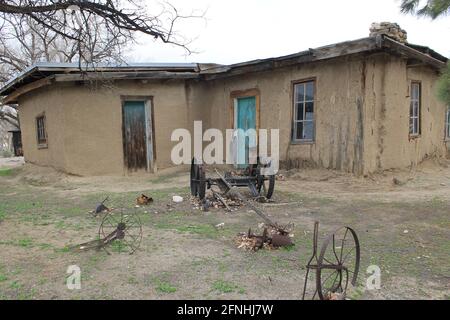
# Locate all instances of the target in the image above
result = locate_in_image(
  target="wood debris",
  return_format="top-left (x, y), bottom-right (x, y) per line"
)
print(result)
top-left (190, 192), bottom-right (244, 212)
top-left (234, 225), bottom-right (294, 251)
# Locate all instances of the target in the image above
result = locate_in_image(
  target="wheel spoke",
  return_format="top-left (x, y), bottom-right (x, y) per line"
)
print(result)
top-left (332, 235), bottom-right (340, 262)
top-left (339, 228), bottom-right (349, 263)
top-left (341, 246), bottom-right (356, 264)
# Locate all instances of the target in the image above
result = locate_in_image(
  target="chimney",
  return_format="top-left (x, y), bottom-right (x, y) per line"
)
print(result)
top-left (369, 22), bottom-right (408, 43)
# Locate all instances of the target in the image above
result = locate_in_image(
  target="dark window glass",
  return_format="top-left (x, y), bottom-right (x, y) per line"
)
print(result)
top-left (36, 116), bottom-right (47, 145)
top-left (293, 81), bottom-right (315, 141)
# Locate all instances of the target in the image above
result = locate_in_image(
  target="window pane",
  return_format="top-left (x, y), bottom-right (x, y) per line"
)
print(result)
top-left (296, 103), bottom-right (304, 120)
top-left (305, 102), bottom-right (314, 120)
top-left (409, 117), bottom-right (414, 134)
top-left (303, 121), bottom-right (314, 140)
top-left (413, 101), bottom-right (419, 117)
top-left (296, 122), bottom-right (303, 140)
top-left (411, 83), bottom-right (419, 100)
top-left (413, 118), bottom-right (419, 134)
top-left (295, 84), bottom-right (304, 102)
top-left (305, 82), bottom-right (314, 101)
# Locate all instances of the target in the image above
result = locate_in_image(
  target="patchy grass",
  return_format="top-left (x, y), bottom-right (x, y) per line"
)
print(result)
top-left (0, 168), bottom-right (13, 176)
top-left (0, 166), bottom-right (449, 299)
top-left (155, 281), bottom-right (177, 294)
top-left (211, 280), bottom-right (242, 294)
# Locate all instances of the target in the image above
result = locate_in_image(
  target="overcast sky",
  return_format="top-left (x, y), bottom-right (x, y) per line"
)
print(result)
top-left (130, 0), bottom-right (450, 65)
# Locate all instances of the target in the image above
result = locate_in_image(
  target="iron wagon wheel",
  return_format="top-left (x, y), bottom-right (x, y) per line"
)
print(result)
top-left (316, 226), bottom-right (360, 300)
top-left (99, 209), bottom-right (143, 255)
top-left (190, 158), bottom-right (199, 196)
top-left (257, 174), bottom-right (275, 199)
top-left (197, 164), bottom-right (207, 200)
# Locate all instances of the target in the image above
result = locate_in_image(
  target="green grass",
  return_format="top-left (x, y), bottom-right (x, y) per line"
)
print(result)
top-left (110, 241), bottom-right (127, 253)
top-left (155, 281), bottom-right (177, 294)
top-left (0, 168), bottom-right (13, 177)
top-left (0, 274), bottom-right (8, 282)
top-left (212, 280), bottom-right (239, 294)
top-left (17, 238), bottom-right (33, 247)
top-left (175, 224), bottom-right (217, 237)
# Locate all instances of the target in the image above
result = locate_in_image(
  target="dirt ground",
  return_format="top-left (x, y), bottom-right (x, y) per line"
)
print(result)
top-left (0, 158), bottom-right (449, 300)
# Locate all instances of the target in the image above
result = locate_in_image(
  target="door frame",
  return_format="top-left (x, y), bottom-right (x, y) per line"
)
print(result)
top-left (230, 89), bottom-right (260, 166)
top-left (121, 96), bottom-right (155, 172)
top-left (229, 88), bottom-right (261, 131)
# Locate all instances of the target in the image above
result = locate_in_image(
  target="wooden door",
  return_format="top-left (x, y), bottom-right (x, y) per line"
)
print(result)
top-left (122, 101), bottom-right (149, 171)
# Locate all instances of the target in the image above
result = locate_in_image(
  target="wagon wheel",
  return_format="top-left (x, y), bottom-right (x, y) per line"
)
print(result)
top-left (197, 164), bottom-right (206, 200)
top-left (190, 158), bottom-right (206, 200)
top-left (256, 174), bottom-right (275, 199)
top-left (316, 226), bottom-right (360, 300)
top-left (190, 158), bottom-right (199, 196)
top-left (99, 209), bottom-right (143, 255)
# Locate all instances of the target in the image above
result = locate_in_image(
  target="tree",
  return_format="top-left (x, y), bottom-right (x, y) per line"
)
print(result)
top-left (0, 1), bottom-right (202, 66)
top-left (438, 63), bottom-right (450, 104)
top-left (400, 0), bottom-right (450, 19)
top-left (0, 14), bottom-right (128, 83)
top-left (0, 1), bottom-right (203, 130)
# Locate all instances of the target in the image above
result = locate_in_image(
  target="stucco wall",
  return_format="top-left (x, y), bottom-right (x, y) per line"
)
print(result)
top-left (198, 55), bottom-right (369, 174)
top-left (19, 80), bottom-right (191, 175)
top-left (18, 86), bottom-right (66, 171)
top-left (363, 53), bottom-right (447, 172)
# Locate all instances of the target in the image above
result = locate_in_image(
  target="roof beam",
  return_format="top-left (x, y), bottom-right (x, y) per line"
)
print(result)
top-left (382, 37), bottom-right (446, 70)
top-left (54, 71), bottom-right (199, 82)
top-left (2, 76), bottom-right (54, 104)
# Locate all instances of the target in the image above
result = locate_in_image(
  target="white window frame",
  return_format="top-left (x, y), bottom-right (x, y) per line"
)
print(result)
top-left (292, 80), bottom-right (315, 143)
top-left (409, 82), bottom-right (421, 136)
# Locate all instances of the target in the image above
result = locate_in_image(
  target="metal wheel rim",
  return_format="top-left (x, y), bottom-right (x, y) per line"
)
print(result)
top-left (99, 210), bottom-right (143, 255)
top-left (316, 226), bottom-right (360, 300)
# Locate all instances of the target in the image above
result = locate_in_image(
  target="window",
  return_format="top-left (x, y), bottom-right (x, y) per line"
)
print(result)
top-left (446, 107), bottom-right (450, 140)
top-left (293, 80), bottom-right (315, 142)
top-left (36, 114), bottom-right (47, 147)
top-left (409, 82), bottom-right (421, 136)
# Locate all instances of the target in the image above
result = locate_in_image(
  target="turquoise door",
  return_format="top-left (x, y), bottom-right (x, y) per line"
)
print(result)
top-left (235, 97), bottom-right (257, 167)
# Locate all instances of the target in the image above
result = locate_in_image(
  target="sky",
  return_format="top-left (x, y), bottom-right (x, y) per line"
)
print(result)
top-left (130, 0), bottom-right (450, 65)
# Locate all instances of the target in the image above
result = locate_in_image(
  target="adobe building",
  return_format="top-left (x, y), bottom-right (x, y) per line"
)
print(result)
top-left (0, 23), bottom-right (448, 176)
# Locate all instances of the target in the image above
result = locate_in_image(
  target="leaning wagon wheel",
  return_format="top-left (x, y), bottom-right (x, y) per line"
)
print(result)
top-left (190, 158), bottom-right (199, 196)
top-left (99, 209), bottom-right (143, 255)
top-left (197, 164), bottom-right (206, 200)
top-left (190, 158), bottom-right (207, 200)
top-left (257, 174), bottom-right (275, 199)
top-left (316, 226), bottom-right (360, 300)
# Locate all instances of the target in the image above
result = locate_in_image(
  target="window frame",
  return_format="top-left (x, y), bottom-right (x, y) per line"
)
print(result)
top-left (35, 113), bottom-right (48, 149)
top-left (291, 78), bottom-right (316, 144)
top-left (409, 81), bottom-right (421, 137)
